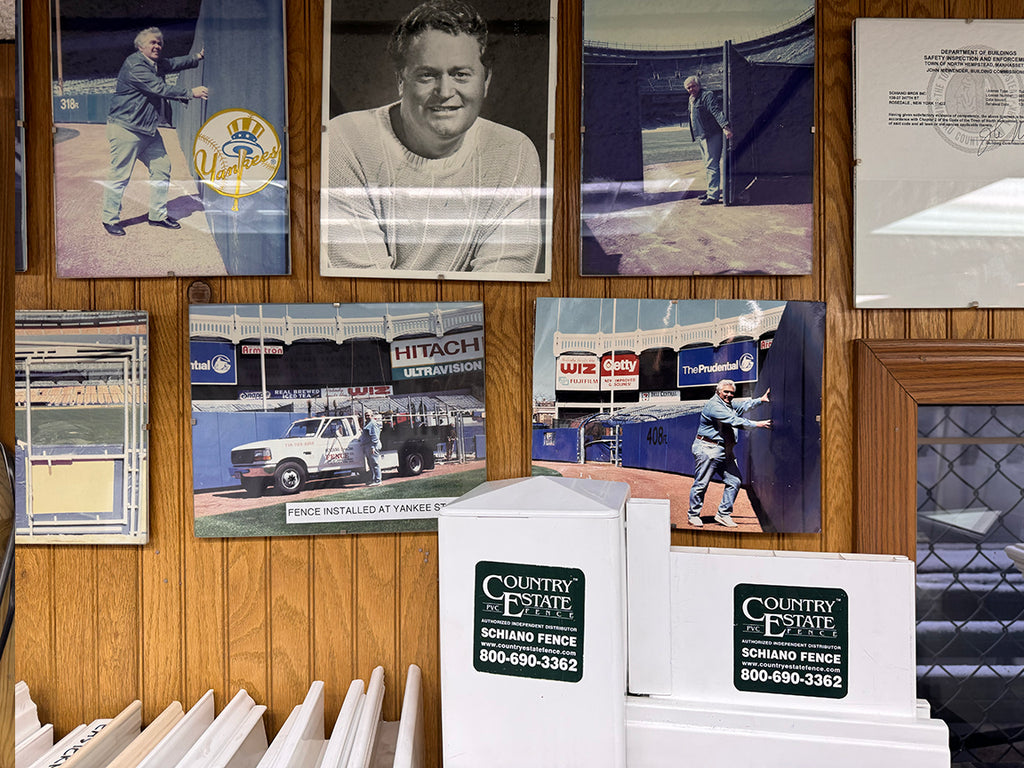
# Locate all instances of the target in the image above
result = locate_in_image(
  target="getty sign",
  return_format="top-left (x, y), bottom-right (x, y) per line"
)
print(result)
top-left (677, 340), bottom-right (758, 388)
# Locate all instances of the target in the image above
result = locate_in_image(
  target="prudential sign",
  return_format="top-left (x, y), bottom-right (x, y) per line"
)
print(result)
top-left (190, 341), bottom-right (237, 385)
top-left (677, 340), bottom-right (758, 388)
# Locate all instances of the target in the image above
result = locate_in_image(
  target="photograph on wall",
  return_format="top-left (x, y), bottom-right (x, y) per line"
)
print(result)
top-left (581, 0), bottom-right (813, 276)
top-left (320, 0), bottom-right (555, 281)
top-left (190, 302), bottom-right (487, 537)
top-left (532, 298), bottom-right (824, 533)
top-left (854, 18), bottom-right (1024, 307)
top-left (15, 0), bottom-right (25, 272)
top-left (14, 311), bottom-right (150, 545)
top-left (51, 0), bottom-right (289, 278)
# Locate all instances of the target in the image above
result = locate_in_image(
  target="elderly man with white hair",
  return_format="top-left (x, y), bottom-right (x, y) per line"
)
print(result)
top-left (688, 378), bottom-right (770, 528)
top-left (684, 74), bottom-right (733, 206)
top-left (101, 26), bottom-right (208, 236)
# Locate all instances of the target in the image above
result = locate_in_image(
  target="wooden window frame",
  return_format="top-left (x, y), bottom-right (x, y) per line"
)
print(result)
top-left (855, 339), bottom-right (1024, 560)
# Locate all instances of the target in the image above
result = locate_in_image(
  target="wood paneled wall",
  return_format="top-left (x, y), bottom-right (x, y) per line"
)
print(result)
top-left (12, 0), bottom-right (1024, 765)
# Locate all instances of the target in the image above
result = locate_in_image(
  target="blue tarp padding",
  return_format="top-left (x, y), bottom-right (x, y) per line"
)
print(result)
top-left (741, 301), bottom-right (824, 533)
top-left (725, 40), bottom-right (813, 203)
top-left (193, 411), bottom-right (478, 489)
top-left (14, 443), bottom-right (128, 533)
top-left (192, 411), bottom-right (296, 490)
top-left (585, 441), bottom-right (614, 463)
top-left (581, 62), bottom-right (643, 184)
top-left (619, 414), bottom-right (736, 476)
top-left (532, 428), bottom-right (580, 463)
top-left (173, 0), bottom-right (289, 275)
top-left (464, 424), bottom-right (484, 450)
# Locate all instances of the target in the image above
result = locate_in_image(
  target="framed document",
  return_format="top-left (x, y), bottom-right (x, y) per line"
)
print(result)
top-left (580, 0), bottom-right (814, 277)
top-left (321, 0), bottom-right (555, 281)
top-left (855, 19), bottom-right (1024, 307)
top-left (51, 0), bottom-right (290, 277)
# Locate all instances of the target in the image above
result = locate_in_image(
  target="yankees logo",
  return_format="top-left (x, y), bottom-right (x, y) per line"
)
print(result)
top-left (193, 109), bottom-right (282, 210)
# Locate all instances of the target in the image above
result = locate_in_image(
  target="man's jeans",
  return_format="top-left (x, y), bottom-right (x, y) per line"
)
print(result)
top-left (365, 447), bottom-right (381, 484)
top-left (698, 131), bottom-right (724, 201)
top-left (688, 438), bottom-right (741, 518)
top-left (102, 122), bottom-right (172, 225)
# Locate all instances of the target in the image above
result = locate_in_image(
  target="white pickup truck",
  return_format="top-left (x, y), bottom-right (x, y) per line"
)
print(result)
top-left (229, 415), bottom-right (435, 496)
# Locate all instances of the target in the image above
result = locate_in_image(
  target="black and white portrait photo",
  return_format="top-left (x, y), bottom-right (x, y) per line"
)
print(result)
top-left (320, 0), bottom-right (555, 281)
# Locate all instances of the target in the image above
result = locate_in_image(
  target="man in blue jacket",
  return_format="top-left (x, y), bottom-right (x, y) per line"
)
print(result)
top-left (685, 75), bottom-right (733, 206)
top-left (688, 379), bottom-right (770, 527)
top-left (101, 27), bottom-right (208, 236)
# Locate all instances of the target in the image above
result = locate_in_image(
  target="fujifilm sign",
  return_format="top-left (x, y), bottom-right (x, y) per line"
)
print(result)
top-left (677, 340), bottom-right (759, 388)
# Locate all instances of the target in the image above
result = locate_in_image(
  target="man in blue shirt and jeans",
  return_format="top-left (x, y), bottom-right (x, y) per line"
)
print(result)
top-left (361, 410), bottom-right (383, 486)
top-left (688, 379), bottom-right (770, 528)
top-left (102, 27), bottom-right (208, 236)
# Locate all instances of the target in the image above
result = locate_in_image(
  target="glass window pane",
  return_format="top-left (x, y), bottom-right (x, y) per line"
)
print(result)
top-left (917, 405), bottom-right (1024, 766)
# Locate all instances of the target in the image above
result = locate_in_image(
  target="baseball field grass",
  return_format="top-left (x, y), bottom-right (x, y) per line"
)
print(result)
top-left (15, 406), bottom-right (128, 445)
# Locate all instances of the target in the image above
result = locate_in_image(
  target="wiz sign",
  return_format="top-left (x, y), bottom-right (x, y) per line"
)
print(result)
top-left (556, 355), bottom-right (599, 391)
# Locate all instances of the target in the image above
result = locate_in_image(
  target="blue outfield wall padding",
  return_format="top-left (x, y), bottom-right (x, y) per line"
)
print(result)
top-left (462, 424), bottom-right (485, 451)
top-left (743, 301), bottom-right (824, 533)
top-left (531, 428), bottom-right (580, 463)
top-left (584, 441), bottom-right (614, 463)
top-left (172, 0), bottom-right (289, 275)
top-left (620, 415), bottom-right (748, 477)
top-left (192, 411), bottom-right (296, 491)
top-left (52, 93), bottom-right (112, 125)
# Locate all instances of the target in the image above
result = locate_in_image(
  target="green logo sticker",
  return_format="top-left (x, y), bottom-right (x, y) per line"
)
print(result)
top-left (474, 561), bottom-right (585, 683)
top-left (734, 583), bottom-right (848, 699)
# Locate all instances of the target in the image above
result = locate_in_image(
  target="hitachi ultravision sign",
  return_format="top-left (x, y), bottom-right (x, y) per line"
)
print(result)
top-left (677, 340), bottom-right (758, 388)
top-left (190, 341), bottom-right (237, 385)
top-left (390, 330), bottom-right (483, 381)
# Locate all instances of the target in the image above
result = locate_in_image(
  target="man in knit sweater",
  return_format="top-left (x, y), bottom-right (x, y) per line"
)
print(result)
top-left (323, 0), bottom-right (542, 275)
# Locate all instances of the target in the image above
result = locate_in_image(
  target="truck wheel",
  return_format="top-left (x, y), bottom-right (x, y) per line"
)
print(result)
top-left (274, 461), bottom-right (306, 494)
top-left (401, 449), bottom-right (425, 477)
top-left (240, 478), bottom-right (265, 497)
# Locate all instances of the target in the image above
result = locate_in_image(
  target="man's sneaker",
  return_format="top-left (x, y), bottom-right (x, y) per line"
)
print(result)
top-left (714, 513), bottom-right (738, 528)
top-left (688, 515), bottom-right (704, 527)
